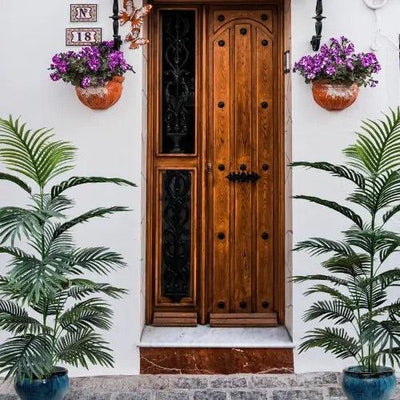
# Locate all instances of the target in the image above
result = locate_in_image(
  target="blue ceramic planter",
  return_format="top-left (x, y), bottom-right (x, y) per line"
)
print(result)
top-left (14, 367), bottom-right (69, 400)
top-left (342, 366), bottom-right (396, 400)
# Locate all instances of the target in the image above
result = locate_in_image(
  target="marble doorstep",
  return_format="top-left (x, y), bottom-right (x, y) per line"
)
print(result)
top-left (139, 325), bottom-right (294, 348)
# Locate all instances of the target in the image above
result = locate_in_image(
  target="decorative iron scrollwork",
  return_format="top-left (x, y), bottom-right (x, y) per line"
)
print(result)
top-left (162, 11), bottom-right (196, 154)
top-left (226, 171), bottom-right (261, 183)
top-left (311, 0), bottom-right (325, 51)
top-left (161, 170), bottom-right (191, 302)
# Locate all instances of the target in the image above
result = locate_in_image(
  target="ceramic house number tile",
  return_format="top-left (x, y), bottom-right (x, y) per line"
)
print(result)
top-left (70, 4), bottom-right (98, 22)
top-left (66, 27), bottom-right (102, 46)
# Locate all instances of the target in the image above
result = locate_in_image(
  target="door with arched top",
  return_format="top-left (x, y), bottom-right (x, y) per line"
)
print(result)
top-left (207, 8), bottom-right (278, 326)
top-left (146, 3), bottom-right (285, 327)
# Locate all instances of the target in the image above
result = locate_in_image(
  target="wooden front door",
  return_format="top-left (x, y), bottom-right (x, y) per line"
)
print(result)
top-left (207, 8), bottom-right (278, 326)
top-left (146, 4), bottom-right (284, 327)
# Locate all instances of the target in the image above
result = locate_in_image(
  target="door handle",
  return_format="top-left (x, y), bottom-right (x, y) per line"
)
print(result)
top-left (226, 171), bottom-right (260, 183)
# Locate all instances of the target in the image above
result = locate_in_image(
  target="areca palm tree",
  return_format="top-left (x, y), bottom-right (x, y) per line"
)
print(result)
top-left (0, 116), bottom-right (136, 382)
top-left (293, 108), bottom-right (400, 372)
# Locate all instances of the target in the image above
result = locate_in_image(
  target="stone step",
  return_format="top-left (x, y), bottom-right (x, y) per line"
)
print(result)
top-left (0, 373), bottom-right (399, 400)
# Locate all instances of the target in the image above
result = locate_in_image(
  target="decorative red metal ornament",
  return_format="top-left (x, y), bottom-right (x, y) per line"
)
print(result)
top-left (120, 0), bottom-right (152, 49)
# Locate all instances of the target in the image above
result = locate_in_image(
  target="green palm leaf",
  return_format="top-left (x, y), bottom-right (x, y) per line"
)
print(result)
top-left (344, 108), bottom-right (400, 174)
top-left (383, 204), bottom-right (400, 224)
top-left (59, 298), bottom-right (113, 333)
top-left (0, 335), bottom-right (53, 382)
top-left (51, 176), bottom-right (136, 199)
top-left (0, 172), bottom-right (31, 194)
top-left (0, 300), bottom-right (42, 334)
top-left (294, 238), bottom-right (354, 256)
top-left (291, 161), bottom-right (365, 189)
top-left (0, 207), bottom-right (43, 245)
top-left (304, 300), bottom-right (355, 324)
top-left (70, 247), bottom-right (126, 275)
top-left (52, 206), bottom-right (130, 240)
top-left (56, 330), bottom-right (114, 369)
top-left (293, 195), bottom-right (363, 228)
top-left (0, 116), bottom-right (75, 188)
top-left (299, 328), bottom-right (360, 359)
top-left (67, 279), bottom-right (128, 300)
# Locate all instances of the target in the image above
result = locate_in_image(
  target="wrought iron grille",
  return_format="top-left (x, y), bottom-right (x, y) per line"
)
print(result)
top-left (161, 11), bottom-right (196, 154)
top-left (161, 170), bottom-right (192, 302)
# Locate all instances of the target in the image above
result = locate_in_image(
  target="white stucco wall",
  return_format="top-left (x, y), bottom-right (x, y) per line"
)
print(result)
top-left (0, 0), bottom-right (146, 376)
top-left (0, 0), bottom-right (399, 376)
top-left (292, 0), bottom-right (400, 373)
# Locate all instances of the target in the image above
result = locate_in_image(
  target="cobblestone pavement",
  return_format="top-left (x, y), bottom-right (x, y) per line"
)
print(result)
top-left (1, 373), bottom-right (399, 400)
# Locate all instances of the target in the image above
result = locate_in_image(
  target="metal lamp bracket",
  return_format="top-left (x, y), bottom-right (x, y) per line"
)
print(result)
top-left (311, 0), bottom-right (326, 51)
top-left (111, 0), bottom-right (122, 50)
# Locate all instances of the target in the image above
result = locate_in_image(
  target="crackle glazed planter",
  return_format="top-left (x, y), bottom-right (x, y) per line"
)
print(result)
top-left (312, 80), bottom-right (360, 111)
top-left (342, 366), bottom-right (397, 400)
top-left (14, 367), bottom-right (69, 400)
top-left (75, 76), bottom-right (124, 110)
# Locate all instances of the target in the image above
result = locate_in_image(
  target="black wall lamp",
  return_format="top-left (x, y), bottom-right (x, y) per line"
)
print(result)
top-left (111, 0), bottom-right (122, 50)
top-left (311, 0), bottom-right (326, 51)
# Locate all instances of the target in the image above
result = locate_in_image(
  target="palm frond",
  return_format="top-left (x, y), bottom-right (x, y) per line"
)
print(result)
top-left (56, 330), bottom-right (114, 369)
top-left (7, 253), bottom-right (63, 304)
top-left (303, 284), bottom-right (354, 305)
top-left (0, 116), bottom-right (75, 188)
top-left (0, 172), bottom-right (31, 194)
top-left (31, 292), bottom-right (68, 317)
top-left (0, 335), bottom-right (53, 382)
top-left (293, 196), bottom-right (363, 228)
top-left (321, 254), bottom-right (370, 277)
top-left (344, 108), bottom-right (400, 174)
top-left (51, 176), bottom-right (136, 199)
top-left (304, 300), bottom-right (355, 324)
top-left (70, 247), bottom-right (126, 275)
top-left (0, 207), bottom-right (43, 245)
top-left (67, 279), bottom-right (128, 300)
top-left (291, 161), bottom-right (365, 189)
top-left (59, 298), bottom-right (113, 333)
top-left (374, 269), bottom-right (400, 290)
top-left (293, 238), bottom-right (354, 256)
top-left (293, 275), bottom-right (349, 287)
top-left (383, 204), bottom-right (400, 224)
top-left (0, 300), bottom-right (42, 334)
top-left (299, 327), bottom-right (360, 359)
top-left (52, 207), bottom-right (130, 240)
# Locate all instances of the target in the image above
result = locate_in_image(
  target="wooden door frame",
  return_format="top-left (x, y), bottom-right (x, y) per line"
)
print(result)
top-left (145, 0), bottom-right (288, 326)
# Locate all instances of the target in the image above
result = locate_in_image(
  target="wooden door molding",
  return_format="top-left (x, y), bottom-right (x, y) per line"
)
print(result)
top-left (146, 2), bottom-right (286, 327)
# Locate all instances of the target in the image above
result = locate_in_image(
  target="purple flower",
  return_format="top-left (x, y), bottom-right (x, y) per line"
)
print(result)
top-left (81, 76), bottom-right (91, 89)
top-left (346, 59), bottom-right (354, 71)
top-left (293, 36), bottom-right (381, 87)
top-left (50, 72), bottom-right (61, 81)
top-left (325, 66), bottom-right (336, 76)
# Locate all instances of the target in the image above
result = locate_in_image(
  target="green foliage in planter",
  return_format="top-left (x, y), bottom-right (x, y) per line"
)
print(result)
top-left (0, 116), bottom-right (136, 382)
top-left (293, 108), bottom-right (400, 372)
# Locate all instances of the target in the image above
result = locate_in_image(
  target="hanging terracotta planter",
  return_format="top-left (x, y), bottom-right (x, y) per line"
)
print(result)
top-left (75, 76), bottom-right (125, 110)
top-left (312, 80), bottom-right (360, 111)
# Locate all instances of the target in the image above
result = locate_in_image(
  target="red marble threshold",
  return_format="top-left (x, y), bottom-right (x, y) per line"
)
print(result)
top-left (140, 347), bottom-right (294, 374)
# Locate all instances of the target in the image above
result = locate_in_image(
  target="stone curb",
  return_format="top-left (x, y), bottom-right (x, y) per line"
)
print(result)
top-left (0, 373), bottom-right (399, 400)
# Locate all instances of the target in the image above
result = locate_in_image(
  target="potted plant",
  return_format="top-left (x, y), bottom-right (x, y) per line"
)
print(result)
top-left (293, 37), bottom-right (381, 111)
top-left (0, 116), bottom-right (135, 400)
top-left (49, 41), bottom-right (134, 110)
top-left (292, 108), bottom-right (400, 400)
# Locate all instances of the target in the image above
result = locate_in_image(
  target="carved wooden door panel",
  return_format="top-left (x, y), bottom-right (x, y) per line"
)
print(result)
top-left (147, 5), bottom-right (283, 327)
top-left (207, 8), bottom-right (278, 326)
